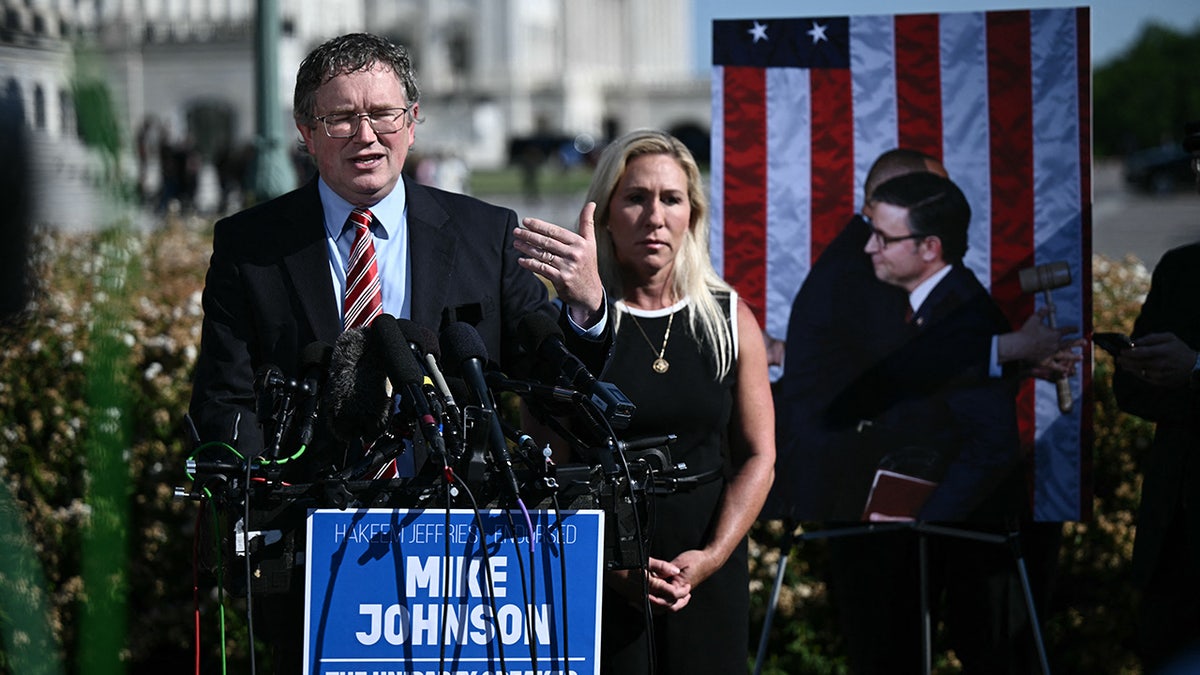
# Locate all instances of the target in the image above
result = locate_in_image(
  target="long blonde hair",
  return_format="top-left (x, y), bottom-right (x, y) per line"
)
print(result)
top-left (586, 129), bottom-right (735, 379)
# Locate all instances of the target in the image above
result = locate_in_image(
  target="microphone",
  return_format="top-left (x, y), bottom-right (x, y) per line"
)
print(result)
top-left (485, 369), bottom-right (586, 405)
top-left (397, 318), bottom-right (463, 427)
top-left (443, 375), bottom-right (473, 412)
top-left (517, 312), bottom-right (635, 428)
top-left (440, 321), bottom-right (521, 500)
top-left (403, 317), bottom-right (458, 408)
top-left (254, 363), bottom-right (286, 427)
top-left (322, 327), bottom-right (390, 443)
top-left (373, 315), bottom-right (448, 463)
top-left (294, 340), bottom-right (333, 448)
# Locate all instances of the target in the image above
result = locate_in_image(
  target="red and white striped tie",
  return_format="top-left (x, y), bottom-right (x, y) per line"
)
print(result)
top-left (343, 208), bottom-right (383, 330)
top-left (342, 208), bottom-right (396, 478)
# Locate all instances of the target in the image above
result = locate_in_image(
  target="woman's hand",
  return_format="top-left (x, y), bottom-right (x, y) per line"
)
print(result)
top-left (670, 548), bottom-right (723, 590)
top-left (607, 557), bottom-right (692, 613)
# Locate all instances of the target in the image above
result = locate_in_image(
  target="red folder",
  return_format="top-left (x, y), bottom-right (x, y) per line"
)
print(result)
top-left (861, 469), bottom-right (938, 521)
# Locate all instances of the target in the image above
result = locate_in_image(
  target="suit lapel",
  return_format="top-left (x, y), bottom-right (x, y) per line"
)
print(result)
top-left (280, 180), bottom-right (342, 345)
top-left (912, 265), bottom-right (973, 330)
top-left (404, 176), bottom-right (458, 331)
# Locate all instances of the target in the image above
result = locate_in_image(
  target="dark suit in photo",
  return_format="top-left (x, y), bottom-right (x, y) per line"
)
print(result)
top-left (822, 263), bottom-right (1034, 675)
top-left (767, 215), bottom-right (907, 521)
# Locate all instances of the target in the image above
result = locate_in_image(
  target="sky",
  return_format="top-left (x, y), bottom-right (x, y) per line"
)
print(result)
top-left (692, 0), bottom-right (1200, 72)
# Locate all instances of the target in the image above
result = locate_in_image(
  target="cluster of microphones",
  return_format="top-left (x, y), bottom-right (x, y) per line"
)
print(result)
top-left (219, 311), bottom-right (669, 509)
top-left (183, 312), bottom-right (683, 577)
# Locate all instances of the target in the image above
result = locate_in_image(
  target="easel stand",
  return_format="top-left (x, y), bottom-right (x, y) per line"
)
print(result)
top-left (753, 521), bottom-right (1051, 675)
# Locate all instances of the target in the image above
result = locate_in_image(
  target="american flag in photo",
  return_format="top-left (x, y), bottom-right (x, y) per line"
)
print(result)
top-left (711, 7), bottom-right (1092, 521)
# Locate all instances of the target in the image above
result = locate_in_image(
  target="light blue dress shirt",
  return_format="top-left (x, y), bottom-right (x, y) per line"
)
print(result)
top-left (319, 178), bottom-right (411, 326)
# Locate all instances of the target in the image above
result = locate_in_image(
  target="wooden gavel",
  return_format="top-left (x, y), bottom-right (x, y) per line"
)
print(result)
top-left (1018, 261), bottom-right (1073, 414)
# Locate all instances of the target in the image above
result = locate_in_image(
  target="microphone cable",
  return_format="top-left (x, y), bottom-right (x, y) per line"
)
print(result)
top-left (550, 492), bottom-right (571, 675)
top-left (214, 491), bottom-right (230, 675)
top-left (192, 489), bottom-right (231, 675)
top-left (444, 465), bottom-right (510, 673)
top-left (242, 444), bottom-right (258, 675)
top-left (439, 478), bottom-right (452, 675)
top-left (503, 508), bottom-right (538, 671)
top-left (182, 415), bottom-right (260, 675)
top-left (591, 409), bottom-right (657, 675)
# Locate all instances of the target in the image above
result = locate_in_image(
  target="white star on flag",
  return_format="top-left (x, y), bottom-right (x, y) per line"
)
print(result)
top-left (748, 21), bottom-right (768, 43)
top-left (807, 21), bottom-right (828, 43)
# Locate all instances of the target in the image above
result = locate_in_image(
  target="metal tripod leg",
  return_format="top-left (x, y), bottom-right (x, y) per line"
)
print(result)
top-left (752, 535), bottom-right (793, 675)
top-left (917, 523), bottom-right (1053, 675)
top-left (753, 522), bottom-right (911, 675)
top-left (1012, 533), bottom-right (1052, 674)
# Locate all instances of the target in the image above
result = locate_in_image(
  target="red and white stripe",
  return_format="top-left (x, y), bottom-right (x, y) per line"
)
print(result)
top-left (711, 8), bottom-right (1092, 521)
top-left (343, 207), bottom-right (383, 331)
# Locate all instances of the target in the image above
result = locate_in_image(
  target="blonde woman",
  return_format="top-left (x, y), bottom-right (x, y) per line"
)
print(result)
top-left (560, 129), bottom-right (775, 674)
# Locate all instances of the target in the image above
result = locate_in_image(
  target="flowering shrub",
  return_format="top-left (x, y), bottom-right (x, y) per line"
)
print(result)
top-left (1043, 254), bottom-right (1154, 674)
top-left (0, 218), bottom-right (240, 673)
top-left (0, 222), bottom-right (1159, 673)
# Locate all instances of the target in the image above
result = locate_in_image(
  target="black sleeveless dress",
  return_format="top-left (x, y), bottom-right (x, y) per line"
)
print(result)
top-left (599, 295), bottom-right (749, 675)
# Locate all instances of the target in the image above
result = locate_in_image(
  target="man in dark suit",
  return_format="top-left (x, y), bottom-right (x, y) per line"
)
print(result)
top-left (189, 32), bottom-right (608, 470)
top-left (1113, 120), bottom-right (1200, 673)
top-left (832, 171), bottom-right (1023, 521)
top-left (188, 32), bottom-right (609, 672)
top-left (820, 172), bottom-right (1033, 674)
top-left (767, 149), bottom-right (1069, 521)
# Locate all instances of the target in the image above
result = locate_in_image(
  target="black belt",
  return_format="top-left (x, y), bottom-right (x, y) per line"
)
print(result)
top-left (652, 466), bottom-right (724, 494)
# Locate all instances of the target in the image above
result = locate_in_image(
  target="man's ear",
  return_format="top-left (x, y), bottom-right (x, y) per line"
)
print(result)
top-left (921, 236), bottom-right (943, 263)
top-left (297, 121), bottom-right (315, 155)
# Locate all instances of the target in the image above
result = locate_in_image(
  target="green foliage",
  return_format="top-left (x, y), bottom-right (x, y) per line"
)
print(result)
top-left (0, 219), bottom-right (249, 672)
top-left (1094, 22), bottom-right (1200, 157)
top-left (0, 224), bottom-right (1159, 673)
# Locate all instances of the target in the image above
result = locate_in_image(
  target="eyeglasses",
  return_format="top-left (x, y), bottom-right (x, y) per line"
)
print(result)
top-left (314, 106), bottom-right (411, 138)
top-left (869, 226), bottom-right (928, 250)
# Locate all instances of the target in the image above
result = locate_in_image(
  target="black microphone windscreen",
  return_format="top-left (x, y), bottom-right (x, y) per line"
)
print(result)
top-left (301, 340), bottom-right (333, 371)
top-left (440, 321), bottom-right (489, 377)
top-left (517, 311), bottom-right (564, 354)
top-left (323, 327), bottom-right (390, 441)
top-left (397, 319), bottom-right (441, 360)
top-left (444, 376), bottom-right (472, 406)
top-left (373, 316), bottom-right (424, 385)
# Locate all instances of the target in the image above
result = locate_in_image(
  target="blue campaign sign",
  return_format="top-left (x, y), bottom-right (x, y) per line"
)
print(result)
top-left (304, 508), bottom-right (604, 675)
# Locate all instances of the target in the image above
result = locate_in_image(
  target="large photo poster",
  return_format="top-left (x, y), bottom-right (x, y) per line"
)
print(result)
top-left (711, 8), bottom-right (1092, 523)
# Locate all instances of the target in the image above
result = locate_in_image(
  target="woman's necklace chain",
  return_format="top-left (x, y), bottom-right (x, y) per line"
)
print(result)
top-left (627, 310), bottom-right (674, 374)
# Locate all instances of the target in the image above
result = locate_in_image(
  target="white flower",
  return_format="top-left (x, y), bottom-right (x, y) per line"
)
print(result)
top-left (144, 362), bottom-right (163, 380)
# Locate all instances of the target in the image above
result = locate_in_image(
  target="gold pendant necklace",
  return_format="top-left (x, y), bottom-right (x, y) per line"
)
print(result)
top-left (627, 310), bottom-right (674, 374)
